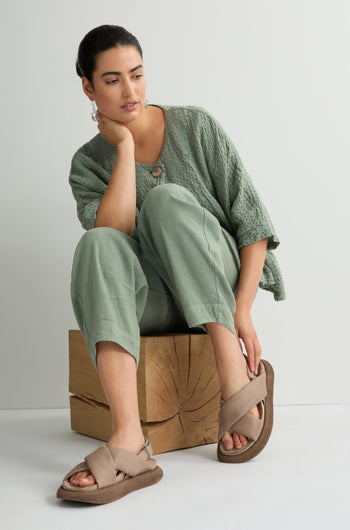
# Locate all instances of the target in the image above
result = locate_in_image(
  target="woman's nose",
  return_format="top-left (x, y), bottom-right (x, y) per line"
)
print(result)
top-left (122, 79), bottom-right (134, 98)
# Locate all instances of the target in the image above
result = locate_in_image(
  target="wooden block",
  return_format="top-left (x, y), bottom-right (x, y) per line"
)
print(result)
top-left (69, 330), bottom-right (108, 406)
top-left (69, 330), bottom-right (221, 454)
top-left (70, 395), bottom-right (112, 442)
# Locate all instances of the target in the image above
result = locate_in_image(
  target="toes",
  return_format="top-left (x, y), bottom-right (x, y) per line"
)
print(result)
top-left (69, 472), bottom-right (79, 485)
top-left (78, 473), bottom-right (95, 487)
top-left (70, 470), bottom-right (96, 487)
top-left (233, 432), bottom-right (242, 448)
top-left (222, 431), bottom-right (234, 450)
top-left (221, 430), bottom-right (250, 450)
top-left (239, 433), bottom-right (248, 445)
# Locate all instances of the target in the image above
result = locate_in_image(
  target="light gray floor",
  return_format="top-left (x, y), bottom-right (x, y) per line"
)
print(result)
top-left (1, 404), bottom-right (349, 530)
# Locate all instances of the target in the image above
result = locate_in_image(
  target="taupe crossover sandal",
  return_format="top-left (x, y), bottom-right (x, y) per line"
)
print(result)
top-left (56, 438), bottom-right (163, 504)
top-left (217, 356), bottom-right (274, 463)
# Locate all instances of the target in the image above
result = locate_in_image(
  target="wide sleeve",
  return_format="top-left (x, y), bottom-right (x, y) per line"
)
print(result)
top-left (69, 147), bottom-right (109, 231)
top-left (69, 145), bottom-right (139, 238)
top-left (201, 110), bottom-right (280, 251)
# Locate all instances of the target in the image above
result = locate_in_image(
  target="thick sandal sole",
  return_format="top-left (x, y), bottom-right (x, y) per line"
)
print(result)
top-left (217, 359), bottom-right (274, 463)
top-left (56, 465), bottom-right (163, 504)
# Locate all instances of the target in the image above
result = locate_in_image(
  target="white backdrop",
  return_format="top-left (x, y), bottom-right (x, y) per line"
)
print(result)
top-left (1, 0), bottom-right (349, 408)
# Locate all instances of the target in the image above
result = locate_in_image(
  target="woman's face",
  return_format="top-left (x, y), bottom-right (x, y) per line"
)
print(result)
top-left (83, 45), bottom-right (146, 123)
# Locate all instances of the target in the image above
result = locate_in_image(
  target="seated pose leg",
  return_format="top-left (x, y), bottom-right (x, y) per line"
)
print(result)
top-left (69, 226), bottom-right (186, 487)
top-left (137, 184), bottom-right (261, 453)
top-left (69, 341), bottom-right (145, 487)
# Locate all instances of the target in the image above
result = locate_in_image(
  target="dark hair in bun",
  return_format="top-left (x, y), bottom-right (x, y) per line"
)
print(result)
top-left (76, 25), bottom-right (143, 83)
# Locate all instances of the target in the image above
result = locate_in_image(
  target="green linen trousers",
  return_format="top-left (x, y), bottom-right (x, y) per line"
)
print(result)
top-left (70, 183), bottom-right (242, 372)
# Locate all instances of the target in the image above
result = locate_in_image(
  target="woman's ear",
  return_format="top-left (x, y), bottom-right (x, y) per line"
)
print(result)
top-left (82, 77), bottom-right (94, 101)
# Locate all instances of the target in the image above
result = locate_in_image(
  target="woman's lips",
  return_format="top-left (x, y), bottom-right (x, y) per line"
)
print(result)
top-left (121, 102), bottom-right (138, 111)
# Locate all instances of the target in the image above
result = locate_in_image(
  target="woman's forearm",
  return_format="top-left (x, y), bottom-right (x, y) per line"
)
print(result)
top-left (94, 138), bottom-right (136, 234)
top-left (234, 237), bottom-right (268, 313)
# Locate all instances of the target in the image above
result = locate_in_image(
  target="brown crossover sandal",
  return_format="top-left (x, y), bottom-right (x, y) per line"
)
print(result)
top-left (56, 438), bottom-right (163, 504)
top-left (217, 356), bottom-right (274, 463)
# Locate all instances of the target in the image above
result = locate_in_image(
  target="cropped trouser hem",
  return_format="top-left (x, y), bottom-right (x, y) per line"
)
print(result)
top-left (86, 323), bottom-right (140, 373)
top-left (183, 302), bottom-right (237, 336)
top-left (84, 305), bottom-right (238, 373)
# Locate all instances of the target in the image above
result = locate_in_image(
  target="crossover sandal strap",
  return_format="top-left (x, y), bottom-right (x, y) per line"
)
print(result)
top-left (85, 446), bottom-right (120, 489)
top-left (229, 402), bottom-right (264, 441)
top-left (218, 368), bottom-right (267, 441)
top-left (108, 445), bottom-right (156, 478)
top-left (82, 440), bottom-right (156, 489)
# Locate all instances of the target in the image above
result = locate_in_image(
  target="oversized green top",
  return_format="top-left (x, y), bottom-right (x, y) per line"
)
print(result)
top-left (69, 104), bottom-right (286, 301)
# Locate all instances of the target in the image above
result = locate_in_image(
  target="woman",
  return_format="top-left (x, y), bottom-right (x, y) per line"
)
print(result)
top-left (57, 24), bottom-right (285, 504)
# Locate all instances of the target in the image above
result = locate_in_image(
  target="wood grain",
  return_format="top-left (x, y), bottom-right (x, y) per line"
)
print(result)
top-left (69, 330), bottom-right (221, 454)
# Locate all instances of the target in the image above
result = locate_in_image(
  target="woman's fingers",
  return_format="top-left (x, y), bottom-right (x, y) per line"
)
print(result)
top-left (249, 336), bottom-right (262, 375)
top-left (236, 331), bottom-right (257, 374)
top-left (234, 331), bottom-right (244, 353)
top-left (235, 316), bottom-right (262, 375)
top-left (96, 115), bottom-right (133, 147)
top-left (244, 337), bottom-right (256, 374)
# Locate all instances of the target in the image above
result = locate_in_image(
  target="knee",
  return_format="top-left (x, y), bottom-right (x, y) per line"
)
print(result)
top-left (77, 227), bottom-right (128, 252)
top-left (74, 227), bottom-right (138, 264)
top-left (77, 227), bottom-right (113, 254)
top-left (72, 227), bottom-right (143, 289)
top-left (77, 227), bottom-right (115, 248)
top-left (139, 184), bottom-right (197, 226)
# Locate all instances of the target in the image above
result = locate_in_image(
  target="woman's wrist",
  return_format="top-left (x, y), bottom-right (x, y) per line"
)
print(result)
top-left (234, 300), bottom-right (252, 315)
top-left (112, 137), bottom-right (135, 168)
top-left (116, 134), bottom-right (135, 151)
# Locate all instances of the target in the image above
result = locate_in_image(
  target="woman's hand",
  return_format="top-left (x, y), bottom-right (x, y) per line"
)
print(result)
top-left (97, 112), bottom-right (134, 148)
top-left (233, 308), bottom-right (262, 375)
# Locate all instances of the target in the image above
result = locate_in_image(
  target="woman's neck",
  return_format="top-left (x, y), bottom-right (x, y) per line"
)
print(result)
top-left (124, 106), bottom-right (154, 145)
top-left (126, 105), bottom-right (166, 164)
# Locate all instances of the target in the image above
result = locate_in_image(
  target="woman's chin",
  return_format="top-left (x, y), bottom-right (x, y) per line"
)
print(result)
top-left (111, 109), bottom-right (143, 124)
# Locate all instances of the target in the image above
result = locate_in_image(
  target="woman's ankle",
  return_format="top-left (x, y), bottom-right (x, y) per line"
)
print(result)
top-left (112, 420), bottom-right (144, 437)
top-left (107, 425), bottom-right (145, 451)
top-left (219, 355), bottom-right (251, 401)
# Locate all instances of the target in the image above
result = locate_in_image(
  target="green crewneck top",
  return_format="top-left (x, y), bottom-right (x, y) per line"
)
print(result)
top-left (69, 104), bottom-right (286, 301)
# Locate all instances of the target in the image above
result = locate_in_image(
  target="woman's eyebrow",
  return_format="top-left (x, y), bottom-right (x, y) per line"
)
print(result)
top-left (101, 64), bottom-right (143, 77)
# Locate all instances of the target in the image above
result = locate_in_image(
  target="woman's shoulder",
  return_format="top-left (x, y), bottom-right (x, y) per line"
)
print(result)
top-left (159, 103), bottom-right (214, 121)
top-left (158, 104), bottom-right (221, 137)
top-left (71, 133), bottom-right (115, 167)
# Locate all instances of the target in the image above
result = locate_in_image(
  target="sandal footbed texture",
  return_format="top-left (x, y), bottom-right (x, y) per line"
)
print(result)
top-left (217, 356), bottom-right (274, 463)
top-left (56, 439), bottom-right (163, 504)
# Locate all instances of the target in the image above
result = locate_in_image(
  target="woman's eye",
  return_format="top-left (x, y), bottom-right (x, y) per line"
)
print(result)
top-left (105, 75), bottom-right (142, 85)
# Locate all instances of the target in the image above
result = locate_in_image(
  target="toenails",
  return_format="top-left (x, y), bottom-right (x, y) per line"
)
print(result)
top-left (240, 434), bottom-right (248, 446)
top-left (222, 432), bottom-right (233, 450)
top-left (233, 433), bottom-right (242, 448)
top-left (69, 470), bottom-right (96, 487)
top-left (221, 428), bottom-right (252, 450)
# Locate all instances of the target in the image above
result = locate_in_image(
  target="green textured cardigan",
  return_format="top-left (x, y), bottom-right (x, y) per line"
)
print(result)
top-left (69, 104), bottom-right (286, 301)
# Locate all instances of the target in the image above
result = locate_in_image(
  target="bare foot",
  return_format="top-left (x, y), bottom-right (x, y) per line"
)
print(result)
top-left (69, 427), bottom-right (145, 487)
top-left (221, 361), bottom-right (260, 450)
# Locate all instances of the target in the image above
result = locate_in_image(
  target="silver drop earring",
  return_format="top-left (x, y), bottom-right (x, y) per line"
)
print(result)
top-left (144, 98), bottom-right (149, 109)
top-left (91, 101), bottom-right (98, 121)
